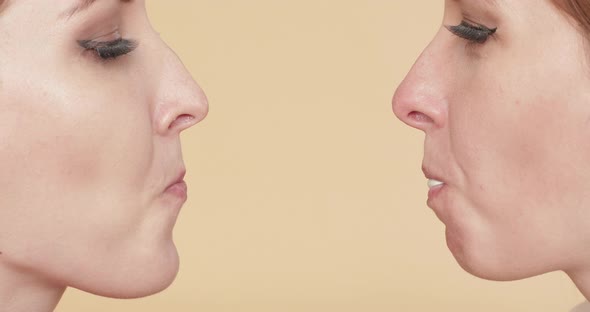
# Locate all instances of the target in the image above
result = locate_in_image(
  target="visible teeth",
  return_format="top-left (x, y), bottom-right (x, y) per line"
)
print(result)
top-left (427, 179), bottom-right (444, 189)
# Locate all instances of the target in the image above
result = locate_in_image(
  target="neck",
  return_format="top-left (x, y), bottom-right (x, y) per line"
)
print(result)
top-left (0, 259), bottom-right (66, 312)
top-left (568, 268), bottom-right (590, 303)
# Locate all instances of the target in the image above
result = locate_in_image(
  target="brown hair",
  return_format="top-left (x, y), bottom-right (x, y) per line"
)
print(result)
top-left (555, 0), bottom-right (590, 34)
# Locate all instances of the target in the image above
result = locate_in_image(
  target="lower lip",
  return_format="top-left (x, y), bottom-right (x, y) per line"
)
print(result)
top-left (428, 184), bottom-right (446, 201)
top-left (165, 180), bottom-right (188, 200)
top-left (427, 184), bottom-right (448, 219)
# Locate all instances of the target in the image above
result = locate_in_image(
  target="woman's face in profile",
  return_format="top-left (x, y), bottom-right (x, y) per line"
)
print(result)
top-left (0, 0), bottom-right (207, 298)
top-left (393, 0), bottom-right (590, 280)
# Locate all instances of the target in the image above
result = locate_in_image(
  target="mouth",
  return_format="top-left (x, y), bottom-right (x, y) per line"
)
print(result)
top-left (422, 166), bottom-right (446, 200)
top-left (427, 179), bottom-right (445, 199)
top-left (165, 169), bottom-right (187, 200)
top-left (427, 179), bottom-right (444, 189)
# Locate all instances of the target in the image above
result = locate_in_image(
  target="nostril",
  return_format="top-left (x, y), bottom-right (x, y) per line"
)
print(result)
top-left (169, 114), bottom-right (195, 130)
top-left (408, 111), bottom-right (433, 124)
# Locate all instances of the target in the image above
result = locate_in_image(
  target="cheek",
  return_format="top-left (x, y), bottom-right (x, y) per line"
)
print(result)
top-left (0, 77), bottom-right (155, 265)
top-left (0, 91), bottom-right (147, 195)
top-left (0, 96), bottom-right (99, 197)
top-left (453, 96), bottom-right (559, 214)
top-left (446, 65), bottom-right (590, 268)
top-left (434, 3), bottom-right (590, 276)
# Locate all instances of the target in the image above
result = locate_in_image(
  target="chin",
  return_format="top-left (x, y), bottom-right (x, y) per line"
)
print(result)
top-left (108, 257), bottom-right (180, 299)
top-left (445, 228), bottom-right (552, 282)
top-left (73, 243), bottom-right (181, 299)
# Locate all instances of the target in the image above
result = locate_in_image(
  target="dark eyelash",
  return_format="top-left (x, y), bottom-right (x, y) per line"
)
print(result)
top-left (445, 20), bottom-right (497, 44)
top-left (77, 38), bottom-right (138, 60)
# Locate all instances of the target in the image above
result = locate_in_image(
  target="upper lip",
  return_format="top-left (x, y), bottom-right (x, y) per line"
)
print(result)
top-left (422, 165), bottom-right (445, 182)
top-left (166, 168), bottom-right (186, 189)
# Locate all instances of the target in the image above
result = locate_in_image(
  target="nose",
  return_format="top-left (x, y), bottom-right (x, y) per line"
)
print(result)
top-left (154, 48), bottom-right (209, 136)
top-left (392, 40), bottom-right (447, 132)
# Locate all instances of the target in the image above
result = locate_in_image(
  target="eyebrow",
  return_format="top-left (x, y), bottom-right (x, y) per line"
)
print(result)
top-left (60, 0), bottom-right (130, 20)
top-left (0, 0), bottom-right (10, 14)
top-left (483, 0), bottom-right (500, 7)
top-left (60, 0), bottom-right (98, 20)
top-left (454, 0), bottom-right (501, 8)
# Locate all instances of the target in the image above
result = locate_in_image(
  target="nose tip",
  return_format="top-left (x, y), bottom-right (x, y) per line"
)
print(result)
top-left (155, 47), bottom-right (210, 135)
top-left (194, 92), bottom-right (209, 124)
top-left (392, 85), bottom-right (435, 131)
top-left (169, 90), bottom-right (209, 132)
top-left (391, 54), bottom-right (447, 131)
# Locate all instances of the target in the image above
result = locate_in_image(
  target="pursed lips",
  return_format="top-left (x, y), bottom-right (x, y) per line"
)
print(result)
top-left (427, 179), bottom-right (444, 189)
top-left (162, 168), bottom-right (188, 204)
top-left (165, 169), bottom-right (186, 191)
top-left (422, 166), bottom-right (446, 189)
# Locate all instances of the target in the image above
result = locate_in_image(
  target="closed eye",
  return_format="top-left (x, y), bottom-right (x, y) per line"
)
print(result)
top-left (446, 20), bottom-right (497, 44)
top-left (78, 38), bottom-right (138, 61)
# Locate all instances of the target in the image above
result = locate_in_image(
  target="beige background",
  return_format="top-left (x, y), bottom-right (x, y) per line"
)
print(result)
top-left (57, 1), bottom-right (585, 311)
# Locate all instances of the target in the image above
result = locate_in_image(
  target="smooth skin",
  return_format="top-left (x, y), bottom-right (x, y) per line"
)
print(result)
top-left (0, 0), bottom-right (208, 311)
top-left (393, 0), bottom-right (590, 300)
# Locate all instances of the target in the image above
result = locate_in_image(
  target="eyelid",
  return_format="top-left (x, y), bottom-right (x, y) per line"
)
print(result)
top-left (445, 20), bottom-right (497, 44)
top-left (89, 28), bottom-right (122, 42)
top-left (78, 38), bottom-right (138, 60)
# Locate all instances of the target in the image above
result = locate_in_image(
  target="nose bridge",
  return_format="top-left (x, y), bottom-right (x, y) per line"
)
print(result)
top-left (154, 47), bottom-right (209, 135)
top-left (392, 37), bottom-right (447, 130)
